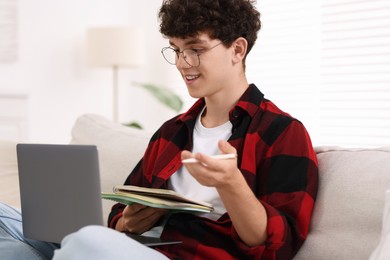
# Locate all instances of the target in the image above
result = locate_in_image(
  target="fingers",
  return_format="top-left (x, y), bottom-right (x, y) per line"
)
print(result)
top-left (127, 208), bottom-right (167, 234)
top-left (181, 141), bottom-right (237, 166)
top-left (121, 205), bottom-right (168, 234)
top-left (181, 150), bottom-right (193, 160)
top-left (218, 140), bottom-right (237, 155)
top-left (123, 203), bottom-right (147, 216)
top-left (180, 141), bottom-right (239, 187)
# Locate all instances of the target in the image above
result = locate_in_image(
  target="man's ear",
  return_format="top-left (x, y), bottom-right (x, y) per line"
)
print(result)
top-left (232, 37), bottom-right (248, 64)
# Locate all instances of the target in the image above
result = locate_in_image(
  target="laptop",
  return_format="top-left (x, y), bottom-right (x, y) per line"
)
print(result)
top-left (17, 143), bottom-right (181, 246)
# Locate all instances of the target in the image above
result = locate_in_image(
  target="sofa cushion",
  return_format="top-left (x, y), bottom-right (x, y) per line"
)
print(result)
top-left (294, 146), bottom-right (390, 260)
top-left (70, 114), bottom-right (152, 222)
top-left (369, 189), bottom-right (390, 260)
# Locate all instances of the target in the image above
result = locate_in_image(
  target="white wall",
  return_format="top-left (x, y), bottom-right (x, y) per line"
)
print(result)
top-left (0, 0), bottom-right (189, 143)
top-left (248, 1), bottom-right (390, 148)
top-left (124, 1), bottom-right (193, 132)
top-left (6, 1), bottom-right (386, 147)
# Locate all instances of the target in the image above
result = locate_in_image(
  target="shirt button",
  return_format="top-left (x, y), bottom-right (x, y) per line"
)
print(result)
top-left (232, 109), bottom-right (239, 118)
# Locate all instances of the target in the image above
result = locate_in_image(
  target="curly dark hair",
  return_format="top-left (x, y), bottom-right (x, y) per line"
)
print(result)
top-left (158, 0), bottom-right (261, 56)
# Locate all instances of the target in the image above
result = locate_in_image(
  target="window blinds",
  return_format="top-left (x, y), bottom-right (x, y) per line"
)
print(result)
top-left (247, 0), bottom-right (390, 147)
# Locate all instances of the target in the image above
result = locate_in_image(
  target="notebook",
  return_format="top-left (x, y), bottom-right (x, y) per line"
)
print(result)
top-left (16, 143), bottom-right (181, 246)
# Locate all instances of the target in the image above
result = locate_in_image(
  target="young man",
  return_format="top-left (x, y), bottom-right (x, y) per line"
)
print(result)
top-left (104, 0), bottom-right (318, 258)
top-left (0, 0), bottom-right (318, 259)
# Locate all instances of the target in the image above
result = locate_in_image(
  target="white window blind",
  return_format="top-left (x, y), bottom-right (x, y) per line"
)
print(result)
top-left (247, 0), bottom-right (390, 147)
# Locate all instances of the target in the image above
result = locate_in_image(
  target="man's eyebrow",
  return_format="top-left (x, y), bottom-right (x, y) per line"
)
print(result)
top-left (168, 40), bottom-right (176, 47)
top-left (168, 38), bottom-right (208, 47)
top-left (185, 38), bottom-right (207, 45)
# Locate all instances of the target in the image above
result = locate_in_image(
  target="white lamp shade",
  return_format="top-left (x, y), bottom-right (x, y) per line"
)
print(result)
top-left (87, 27), bottom-right (143, 68)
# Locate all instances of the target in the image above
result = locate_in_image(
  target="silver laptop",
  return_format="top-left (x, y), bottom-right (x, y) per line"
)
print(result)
top-left (17, 143), bottom-right (181, 246)
top-left (17, 144), bottom-right (104, 244)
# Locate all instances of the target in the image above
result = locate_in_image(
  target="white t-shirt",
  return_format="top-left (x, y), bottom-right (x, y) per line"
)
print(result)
top-left (169, 107), bottom-right (232, 220)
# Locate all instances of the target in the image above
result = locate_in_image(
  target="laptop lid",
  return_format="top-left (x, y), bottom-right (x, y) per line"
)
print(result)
top-left (17, 143), bottom-right (104, 244)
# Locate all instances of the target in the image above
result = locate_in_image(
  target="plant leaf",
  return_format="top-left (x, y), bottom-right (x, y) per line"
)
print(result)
top-left (123, 121), bottom-right (143, 129)
top-left (133, 82), bottom-right (183, 113)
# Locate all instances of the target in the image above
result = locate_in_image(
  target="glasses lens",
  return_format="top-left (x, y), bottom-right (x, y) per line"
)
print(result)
top-left (161, 48), bottom-right (200, 67)
top-left (183, 50), bottom-right (199, 67)
top-left (162, 47), bottom-right (177, 65)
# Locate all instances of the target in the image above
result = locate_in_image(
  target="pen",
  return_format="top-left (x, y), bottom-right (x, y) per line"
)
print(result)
top-left (182, 153), bottom-right (237, 164)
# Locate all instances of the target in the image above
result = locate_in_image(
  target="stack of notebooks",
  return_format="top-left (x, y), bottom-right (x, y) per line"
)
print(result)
top-left (102, 185), bottom-right (214, 213)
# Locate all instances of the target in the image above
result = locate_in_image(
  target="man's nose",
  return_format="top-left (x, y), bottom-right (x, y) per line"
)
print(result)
top-left (176, 52), bottom-right (191, 69)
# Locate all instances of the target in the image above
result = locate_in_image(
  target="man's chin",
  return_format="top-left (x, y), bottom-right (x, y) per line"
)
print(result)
top-left (187, 90), bottom-right (203, 99)
top-left (186, 87), bottom-right (202, 99)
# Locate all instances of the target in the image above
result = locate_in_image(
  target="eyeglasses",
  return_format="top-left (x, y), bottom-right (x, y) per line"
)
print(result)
top-left (161, 41), bottom-right (225, 67)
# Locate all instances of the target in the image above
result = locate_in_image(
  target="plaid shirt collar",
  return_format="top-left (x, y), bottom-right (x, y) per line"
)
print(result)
top-left (176, 83), bottom-right (264, 124)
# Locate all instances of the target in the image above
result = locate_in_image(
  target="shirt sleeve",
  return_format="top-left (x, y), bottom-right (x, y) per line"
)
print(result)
top-left (230, 118), bottom-right (318, 258)
top-left (259, 119), bottom-right (318, 257)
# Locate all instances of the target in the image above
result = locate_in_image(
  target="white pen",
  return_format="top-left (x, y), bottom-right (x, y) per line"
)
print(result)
top-left (182, 153), bottom-right (237, 164)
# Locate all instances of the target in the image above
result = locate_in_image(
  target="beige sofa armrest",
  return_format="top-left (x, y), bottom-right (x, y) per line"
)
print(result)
top-left (295, 146), bottom-right (390, 260)
top-left (0, 140), bottom-right (20, 208)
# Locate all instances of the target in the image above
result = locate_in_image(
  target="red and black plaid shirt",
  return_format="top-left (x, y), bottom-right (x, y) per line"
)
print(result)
top-left (109, 84), bottom-right (318, 259)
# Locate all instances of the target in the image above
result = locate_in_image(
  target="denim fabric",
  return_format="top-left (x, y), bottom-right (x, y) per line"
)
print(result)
top-left (0, 202), bottom-right (58, 260)
top-left (0, 202), bottom-right (167, 259)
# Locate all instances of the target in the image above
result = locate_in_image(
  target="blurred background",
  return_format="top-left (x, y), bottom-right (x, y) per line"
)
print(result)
top-left (0, 0), bottom-right (389, 147)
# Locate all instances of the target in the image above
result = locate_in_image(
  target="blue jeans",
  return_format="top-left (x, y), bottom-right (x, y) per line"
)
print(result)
top-left (0, 202), bottom-right (58, 260)
top-left (0, 202), bottom-right (168, 259)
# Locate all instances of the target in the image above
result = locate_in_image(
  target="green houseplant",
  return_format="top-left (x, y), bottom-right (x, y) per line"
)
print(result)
top-left (125, 82), bottom-right (183, 129)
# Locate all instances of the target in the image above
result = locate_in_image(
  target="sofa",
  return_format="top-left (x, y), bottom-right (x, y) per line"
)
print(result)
top-left (1, 113), bottom-right (390, 259)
